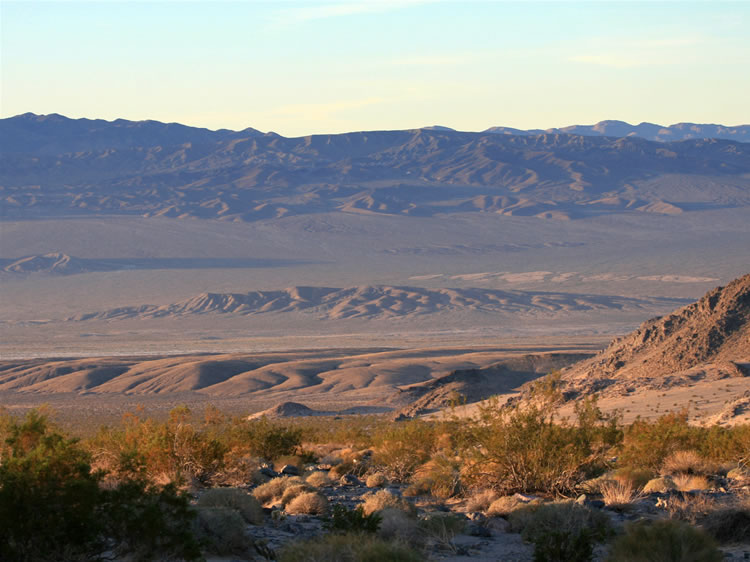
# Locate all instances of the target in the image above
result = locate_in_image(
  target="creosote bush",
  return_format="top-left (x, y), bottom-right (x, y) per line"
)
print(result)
top-left (463, 396), bottom-right (621, 495)
top-left (0, 410), bottom-right (201, 562)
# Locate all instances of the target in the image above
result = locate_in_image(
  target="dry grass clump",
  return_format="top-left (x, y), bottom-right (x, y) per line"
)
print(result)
top-left (361, 489), bottom-right (417, 517)
top-left (661, 450), bottom-right (715, 476)
top-left (281, 483), bottom-right (316, 506)
top-left (197, 487), bottom-right (264, 525)
top-left (464, 489), bottom-right (499, 513)
top-left (486, 495), bottom-right (524, 518)
top-left (661, 493), bottom-right (717, 524)
top-left (726, 466), bottom-right (750, 480)
top-left (600, 480), bottom-right (645, 511)
top-left (418, 512), bottom-right (466, 549)
top-left (285, 491), bottom-right (329, 516)
top-left (365, 472), bottom-right (388, 488)
top-left (642, 476), bottom-right (677, 494)
top-left (305, 471), bottom-right (332, 487)
top-left (252, 476), bottom-right (303, 505)
top-left (672, 473), bottom-right (712, 492)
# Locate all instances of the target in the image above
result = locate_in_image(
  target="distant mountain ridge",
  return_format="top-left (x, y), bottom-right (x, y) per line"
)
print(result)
top-left (0, 112), bottom-right (265, 154)
top-left (484, 120), bottom-right (750, 143)
top-left (67, 286), bottom-right (688, 322)
top-left (3, 113), bottom-right (750, 222)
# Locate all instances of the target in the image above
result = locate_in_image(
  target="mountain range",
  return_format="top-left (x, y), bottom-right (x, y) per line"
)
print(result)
top-left (2, 113), bottom-right (749, 222)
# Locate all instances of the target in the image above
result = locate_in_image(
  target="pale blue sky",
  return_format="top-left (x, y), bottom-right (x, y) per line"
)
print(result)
top-left (2, 1), bottom-right (748, 136)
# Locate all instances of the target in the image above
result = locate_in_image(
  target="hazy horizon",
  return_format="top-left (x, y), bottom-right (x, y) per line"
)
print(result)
top-left (2, 1), bottom-right (748, 136)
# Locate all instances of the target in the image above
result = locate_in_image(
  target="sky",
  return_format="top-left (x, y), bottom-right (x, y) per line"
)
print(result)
top-left (1, 1), bottom-right (749, 136)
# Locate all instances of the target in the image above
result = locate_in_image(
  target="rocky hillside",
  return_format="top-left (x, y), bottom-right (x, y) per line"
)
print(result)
top-left (391, 353), bottom-right (593, 418)
top-left (557, 273), bottom-right (750, 398)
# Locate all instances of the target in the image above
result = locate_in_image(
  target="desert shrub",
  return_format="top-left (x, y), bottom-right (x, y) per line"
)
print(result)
top-left (285, 491), bottom-right (329, 515)
top-left (600, 480), bottom-right (644, 511)
top-left (509, 501), bottom-right (612, 545)
top-left (419, 512), bottom-right (466, 549)
top-left (608, 519), bottom-right (722, 562)
top-left (701, 505), bottom-right (750, 544)
top-left (463, 397), bottom-right (620, 495)
top-left (402, 480), bottom-right (431, 497)
top-left (532, 529), bottom-right (594, 562)
top-left (306, 470), bottom-right (332, 487)
top-left (330, 461), bottom-right (358, 478)
top-left (619, 411), bottom-right (702, 470)
top-left (0, 410), bottom-right (201, 562)
top-left (197, 487), bottom-right (264, 524)
top-left (377, 507), bottom-right (423, 546)
top-left (412, 454), bottom-right (462, 498)
top-left (229, 417), bottom-right (303, 462)
top-left (661, 450), bottom-right (715, 476)
top-left (212, 450), bottom-right (263, 487)
top-left (487, 495), bottom-right (526, 517)
top-left (611, 466), bottom-right (655, 488)
top-left (465, 489), bottom-right (499, 513)
top-left (507, 497), bottom-right (606, 562)
top-left (278, 533), bottom-right (422, 562)
top-left (252, 475), bottom-right (303, 504)
top-left (371, 419), bottom-right (437, 482)
top-left (361, 489), bottom-right (417, 517)
top-left (326, 504), bottom-right (382, 534)
top-left (90, 406), bottom-right (227, 484)
top-left (194, 506), bottom-right (251, 556)
top-left (366, 472), bottom-right (389, 488)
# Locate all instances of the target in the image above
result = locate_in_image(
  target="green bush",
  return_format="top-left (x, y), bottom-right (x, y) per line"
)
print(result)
top-left (326, 504), bottom-right (382, 534)
top-left (278, 533), bottom-right (422, 562)
top-left (0, 410), bottom-right (201, 562)
top-left (509, 501), bottom-right (611, 546)
top-left (607, 519), bottom-right (722, 562)
top-left (532, 529), bottom-right (594, 562)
